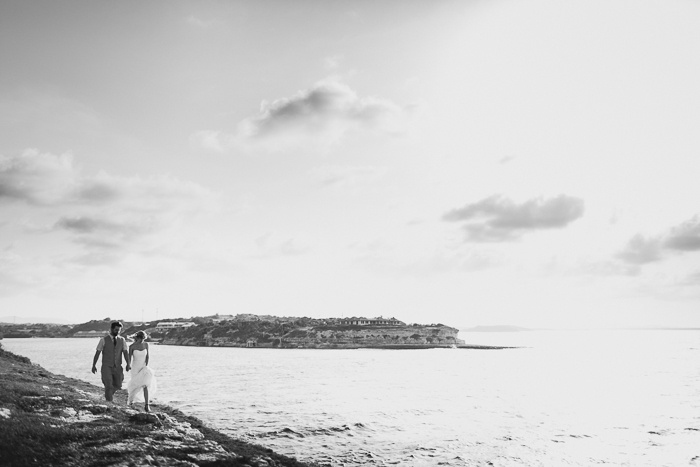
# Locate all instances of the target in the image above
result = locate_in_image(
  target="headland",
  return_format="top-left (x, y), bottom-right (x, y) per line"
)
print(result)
top-left (163, 317), bottom-right (466, 349)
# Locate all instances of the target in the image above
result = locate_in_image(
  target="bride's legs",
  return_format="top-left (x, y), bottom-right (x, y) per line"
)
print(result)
top-left (143, 387), bottom-right (150, 412)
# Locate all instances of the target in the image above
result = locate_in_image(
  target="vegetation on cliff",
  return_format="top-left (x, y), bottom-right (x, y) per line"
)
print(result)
top-left (162, 319), bottom-right (463, 348)
top-left (172, 320), bottom-right (289, 344)
top-left (0, 322), bottom-right (73, 338)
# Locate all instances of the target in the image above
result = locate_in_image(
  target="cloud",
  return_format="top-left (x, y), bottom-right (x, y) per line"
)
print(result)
top-left (1, 149), bottom-right (214, 206)
top-left (75, 178), bottom-right (122, 203)
top-left (60, 175), bottom-right (216, 258)
top-left (616, 234), bottom-right (663, 265)
top-left (56, 216), bottom-right (125, 234)
top-left (54, 216), bottom-right (155, 252)
top-left (617, 215), bottom-right (700, 265)
top-left (443, 194), bottom-right (585, 242)
top-left (245, 79), bottom-right (404, 138)
top-left (0, 149), bottom-right (77, 205)
top-left (0, 149), bottom-right (126, 206)
top-left (664, 216), bottom-right (700, 251)
top-left (191, 78), bottom-right (407, 152)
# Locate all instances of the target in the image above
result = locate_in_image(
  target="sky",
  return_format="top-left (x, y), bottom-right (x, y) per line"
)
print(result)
top-left (1, 0), bottom-right (700, 328)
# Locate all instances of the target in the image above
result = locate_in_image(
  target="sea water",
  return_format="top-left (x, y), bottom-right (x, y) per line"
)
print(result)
top-left (3, 330), bottom-right (699, 466)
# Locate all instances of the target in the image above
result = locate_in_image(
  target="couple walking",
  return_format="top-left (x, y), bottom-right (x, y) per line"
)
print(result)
top-left (91, 321), bottom-right (157, 411)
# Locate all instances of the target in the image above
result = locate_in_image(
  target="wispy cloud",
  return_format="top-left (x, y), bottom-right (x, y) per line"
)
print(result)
top-left (443, 194), bottom-right (585, 242)
top-left (311, 165), bottom-right (387, 188)
top-left (680, 270), bottom-right (700, 286)
top-left (189, 130), bottom-right (228, 153)
top-left (323, 55), bottom-right (344, 71)
top-left (250, 232), bottom-right (311, 259)
top-left (1, 150), bottom-right (218, 263)
top-left (498, 155), bottom-right (516, 164)
top-left (191, 78), bottom-right (407, 152)
top-left (185, 15), bottom-right (216, 28)
top-left (350, 237), bottom-right (503, 277)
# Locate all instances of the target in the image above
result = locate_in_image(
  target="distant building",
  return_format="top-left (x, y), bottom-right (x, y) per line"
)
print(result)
top-left (339, 317), bottom-right (404, 326)
top-left (73, 330), bottom-right (105, 338)
top-left (155, 321), bottom-right (196, 331)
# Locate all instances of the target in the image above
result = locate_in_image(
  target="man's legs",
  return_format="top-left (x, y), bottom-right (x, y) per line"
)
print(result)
top-left (111, 366), bottom-right (124, 401)
top-left (101, 366), bottom-right (114, 401)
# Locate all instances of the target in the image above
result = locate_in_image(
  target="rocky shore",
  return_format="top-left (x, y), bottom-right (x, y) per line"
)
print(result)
top-left (0, 343), bottom-right (318, 467)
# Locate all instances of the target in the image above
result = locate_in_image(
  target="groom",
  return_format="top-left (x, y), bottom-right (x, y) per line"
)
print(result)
top-left (92, 321), bottom-right (131, 402)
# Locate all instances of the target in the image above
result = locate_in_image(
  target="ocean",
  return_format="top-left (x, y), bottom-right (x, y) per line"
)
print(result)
top-left (3, 330), bottom-right (699, 466)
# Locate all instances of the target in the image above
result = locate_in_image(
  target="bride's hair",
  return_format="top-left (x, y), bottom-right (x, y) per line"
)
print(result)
top-left (135, 330), bottom-right (148, 340)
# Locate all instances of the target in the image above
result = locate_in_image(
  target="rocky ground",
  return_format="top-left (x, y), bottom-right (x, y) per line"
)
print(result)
top-left (0, 344), bottom-right (318, 467)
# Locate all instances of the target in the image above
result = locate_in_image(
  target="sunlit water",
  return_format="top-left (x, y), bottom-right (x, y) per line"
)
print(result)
top-left (4, 330), bottom-right (699, 466)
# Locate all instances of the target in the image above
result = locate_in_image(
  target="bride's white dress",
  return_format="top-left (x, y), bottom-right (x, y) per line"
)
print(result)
top-left (127, 349), bottom-right (157, 404)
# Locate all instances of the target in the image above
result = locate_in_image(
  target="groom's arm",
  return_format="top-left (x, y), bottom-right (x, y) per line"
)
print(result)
top-left (91, 350), bottom-right (100, 374)
top-left (123, 347), bottom-right (131, 371)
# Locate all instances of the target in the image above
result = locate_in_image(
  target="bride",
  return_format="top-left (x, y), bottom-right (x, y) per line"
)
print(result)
top-left (127, 330), bottom-right (157, 411)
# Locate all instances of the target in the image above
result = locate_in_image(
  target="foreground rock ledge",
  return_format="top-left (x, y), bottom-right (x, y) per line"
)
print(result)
top-left (0, 345), bottom-right (318, 467)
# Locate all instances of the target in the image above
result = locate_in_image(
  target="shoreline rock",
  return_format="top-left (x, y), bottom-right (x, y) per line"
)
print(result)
top-left (0, 343), bottom-right (318, 467)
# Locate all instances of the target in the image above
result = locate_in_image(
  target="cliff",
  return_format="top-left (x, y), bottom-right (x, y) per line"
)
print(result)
top-left (162, 322), bottom-right (465, 349)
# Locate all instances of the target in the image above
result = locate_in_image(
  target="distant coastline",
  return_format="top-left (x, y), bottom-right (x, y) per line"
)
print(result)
top-left (2, 315), bottom-right (469, 349)
top-left (462, 325), bottom-right (531, 333)
top-left (4, 317), bottom-right (698, 347)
